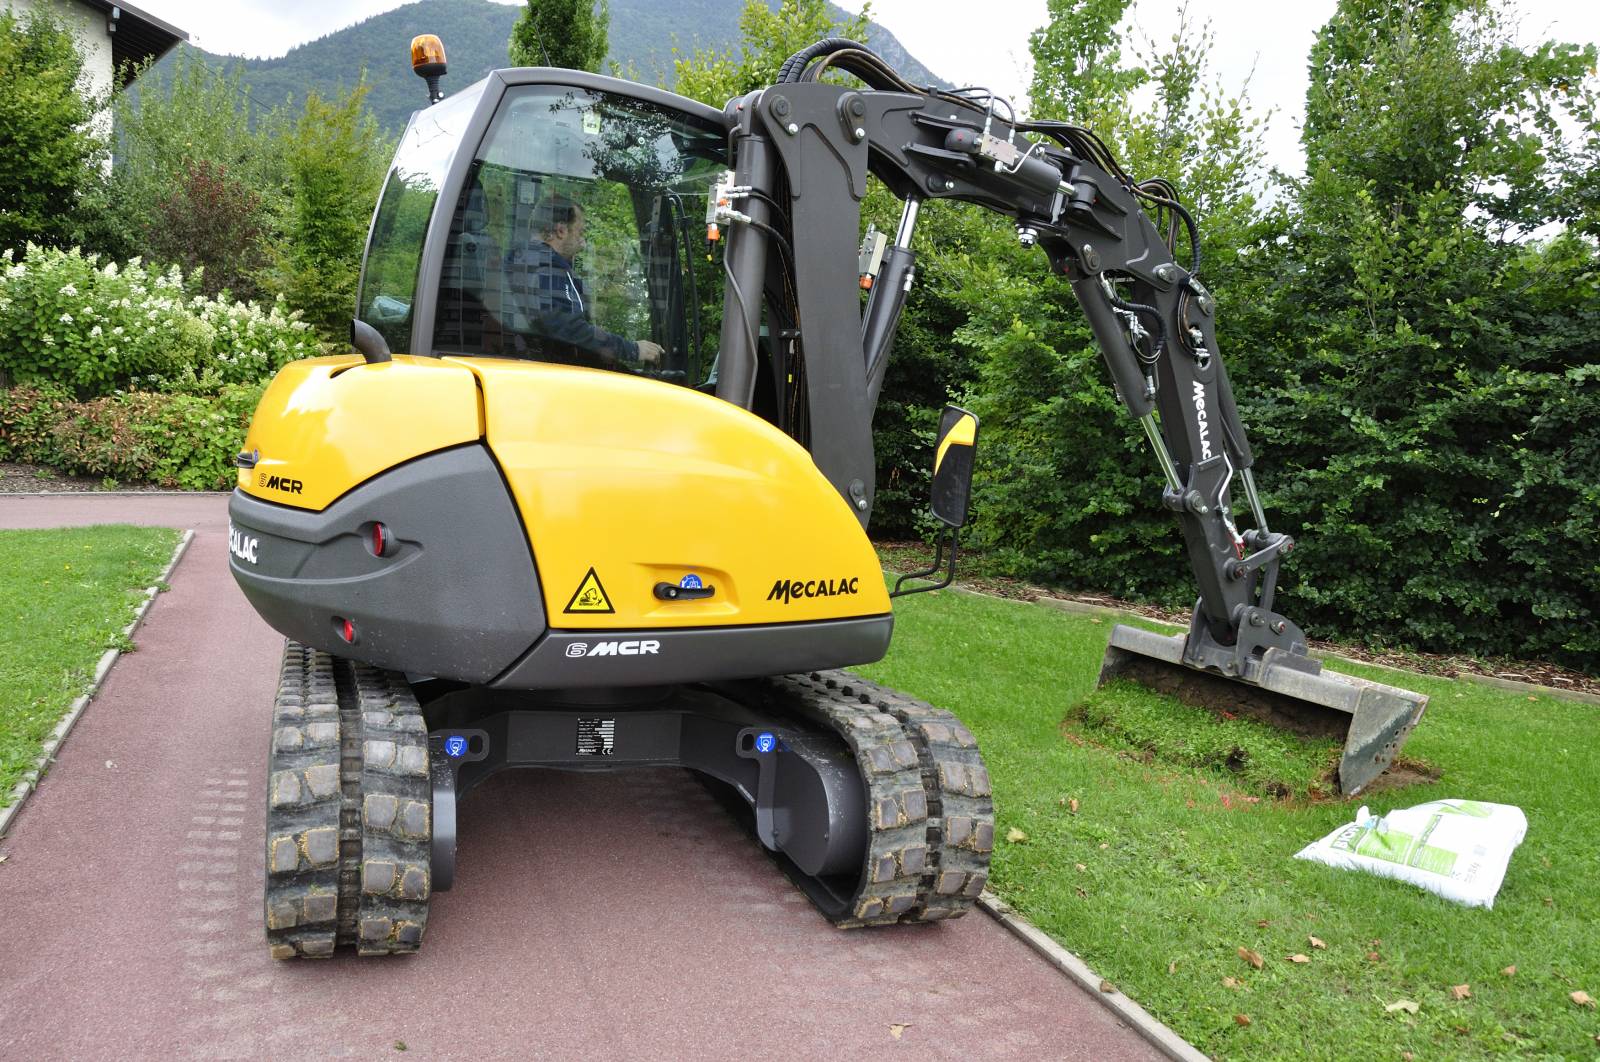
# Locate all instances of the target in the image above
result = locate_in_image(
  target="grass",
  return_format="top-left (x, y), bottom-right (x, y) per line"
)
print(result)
top-left (0, 525), bottom-right (180, 806)
top-left (856, 584), bottom-right (1600, 1061)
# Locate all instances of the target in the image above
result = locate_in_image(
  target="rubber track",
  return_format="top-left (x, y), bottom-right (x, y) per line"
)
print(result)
top-left (765, 673), bottom-right (934, 926)
top-left (344, 660), bottom-right (431, 955)
top-left (264, 643), bottom-right (431, 958)
top-left (819, 671), bottom-right (994, 921)
top-left (264, 642), bottom-right (343, 958)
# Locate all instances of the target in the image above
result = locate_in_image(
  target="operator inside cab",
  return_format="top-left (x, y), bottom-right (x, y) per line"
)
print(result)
top-left (380, 84), bottom-right (726, 389)
top-left (503, 193), bottom-right (663, 369)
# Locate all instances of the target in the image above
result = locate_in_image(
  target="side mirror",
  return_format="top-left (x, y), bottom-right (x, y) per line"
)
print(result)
top-left (929, 405), bottom-right (978, 528)
top-left (890, 404), bottom-right (979, 599)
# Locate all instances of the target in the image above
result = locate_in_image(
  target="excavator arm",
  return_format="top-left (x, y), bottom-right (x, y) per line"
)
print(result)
top-left (711, 40), bottom-right (1425, 793)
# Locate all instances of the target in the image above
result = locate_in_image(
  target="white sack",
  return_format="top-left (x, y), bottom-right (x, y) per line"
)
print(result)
top-left (1294, 799), bottom-right (1527, 909)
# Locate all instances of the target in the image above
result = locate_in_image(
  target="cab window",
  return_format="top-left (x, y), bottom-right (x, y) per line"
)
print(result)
top-left (433, 85), bottom-right (728, 389)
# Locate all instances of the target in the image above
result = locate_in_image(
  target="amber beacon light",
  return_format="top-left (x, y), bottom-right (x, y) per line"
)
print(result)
top-left (411, 34), bottom-right (448, 104)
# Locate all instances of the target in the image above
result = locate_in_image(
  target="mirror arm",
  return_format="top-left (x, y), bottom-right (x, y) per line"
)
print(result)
top-left (890, 532), bottom-right (959, 599)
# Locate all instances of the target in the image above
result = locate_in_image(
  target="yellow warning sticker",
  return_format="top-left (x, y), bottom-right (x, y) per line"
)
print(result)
top-left (564, 567), bottom-right (614, 614)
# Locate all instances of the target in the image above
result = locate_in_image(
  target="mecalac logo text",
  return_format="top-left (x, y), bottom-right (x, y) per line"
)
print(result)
top-left (228, 523), bottom-right (259, 565)
top-left (565, 640), bottom-right (661, 659)
top-left (257, 471), bottom-right (305, 495)
top-left (767, 576), bottom-right (861, 604)
top-left (1190, 381), bottom-right (1213, 462)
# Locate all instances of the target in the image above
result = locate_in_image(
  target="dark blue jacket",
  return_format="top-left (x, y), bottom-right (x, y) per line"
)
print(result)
top-left (503, 241), bottom-right (638, 363)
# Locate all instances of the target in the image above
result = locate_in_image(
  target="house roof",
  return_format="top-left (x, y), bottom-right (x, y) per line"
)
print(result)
top-left (78, 1), bottom-right (188, 81)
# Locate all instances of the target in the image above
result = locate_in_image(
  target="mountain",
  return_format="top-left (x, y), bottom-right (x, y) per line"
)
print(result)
top-left (153, 0), bottom-right (948, 134)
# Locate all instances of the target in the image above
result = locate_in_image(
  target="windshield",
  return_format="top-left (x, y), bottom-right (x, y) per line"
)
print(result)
top-left (358, 82), bottom-right (487, 353)
top-left (431, 85), bottom-right (729, 388)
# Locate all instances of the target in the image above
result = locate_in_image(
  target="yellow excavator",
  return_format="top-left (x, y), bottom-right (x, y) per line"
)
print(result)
top-left (229, 35), bottom-right (1428, 957)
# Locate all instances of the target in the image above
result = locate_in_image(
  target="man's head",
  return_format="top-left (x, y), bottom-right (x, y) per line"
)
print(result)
top-left (534, 193), bottom-right (585, 259)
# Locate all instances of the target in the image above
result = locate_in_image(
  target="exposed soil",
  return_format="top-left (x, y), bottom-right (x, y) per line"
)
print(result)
top-left (1348, 757), bottom-right (1444, 797)
top-left (878, 539), bottom-right (1600, 697)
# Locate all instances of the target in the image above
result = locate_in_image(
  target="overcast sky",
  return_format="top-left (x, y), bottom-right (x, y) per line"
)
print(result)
top-left (135, 0), bottom-right (1600, 177)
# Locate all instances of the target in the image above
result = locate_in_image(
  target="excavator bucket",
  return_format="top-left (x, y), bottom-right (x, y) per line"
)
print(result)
top-left (1098, 625), bottom-right (1428, 796)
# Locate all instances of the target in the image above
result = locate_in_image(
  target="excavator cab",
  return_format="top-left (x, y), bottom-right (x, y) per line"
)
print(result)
top-left (363, 78), bottom-right (727, 386)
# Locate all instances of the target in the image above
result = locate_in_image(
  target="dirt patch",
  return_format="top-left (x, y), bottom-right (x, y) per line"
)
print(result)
top-left (1346, 757), bottom-right (1443, 796)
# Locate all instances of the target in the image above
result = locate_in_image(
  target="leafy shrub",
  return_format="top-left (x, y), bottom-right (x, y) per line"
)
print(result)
top-left (0, 381), bottom-right (263, 490)
top-left (145, 160), bottom-right (268, 300)
top-left (0, 245), bottom-right (319, 396)
top-left (0, 383), bottom-right (73, 462)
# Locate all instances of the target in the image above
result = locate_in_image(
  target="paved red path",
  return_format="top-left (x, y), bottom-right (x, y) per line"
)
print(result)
top-left (0, 494), bottom-right (1163, 1061)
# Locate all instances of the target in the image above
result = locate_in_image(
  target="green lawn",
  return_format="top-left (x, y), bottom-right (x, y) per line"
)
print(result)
top-left (856, 585), bottom-right (1599, 1061)
top-left (0, 525), bottom-right (180, 806)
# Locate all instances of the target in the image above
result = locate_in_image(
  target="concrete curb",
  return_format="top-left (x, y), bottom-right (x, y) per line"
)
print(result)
top-left (0, 529), bottom-right (195, 840)
top-left (979, 892), bottom-right (1209, 1062)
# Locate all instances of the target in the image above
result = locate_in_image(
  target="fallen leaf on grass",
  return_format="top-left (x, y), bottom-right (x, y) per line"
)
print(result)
top-left (1256, 919), bottom-right (1271, 929)
top-left (1099, 980), bottom-right (1117, 994)
top-left (1099, 842), bottom-right (1109, 849)
top-left (1075, 863), bottom-right (1087, 873)
top-left (1501, 965), bottom-right (1516, 977)
top-left (1288, 954), bottom-right (1311, 964)
top-left (1543, 897), bottom-right (1554, 907)
top-left (1234, 1014), bottom-right (1252, 1027)
top-left (1571, 990), bottom-right (1595, 1008)
top-left (1385, 1000), bottom-right (1420, 1015)
top-left (1402, 1052), bottom-right (1414, 1061)
top-left (1367, 952), bottom-right (1383, 962)
top-left (1069, 798), bottom-right (1080, 814)
top-left (1168, 961), bottom-right (1177, 975)
top-left (1005, 827), bottom-right (1028, 844)
top-left (1451, 984), bottom-right (1471, 1000)
top-left (1222, 977), bottom-right (1243, 989)
top-left (1309, 936), bottom-right (1326, 950)
top-left (1238, 947), bottom-right (1264, 970)
top-left (888, 1023), bottom-right (911, 1040)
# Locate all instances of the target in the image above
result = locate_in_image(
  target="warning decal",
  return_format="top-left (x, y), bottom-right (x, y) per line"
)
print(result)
top-left (564, 567), bottom-right (615, 614)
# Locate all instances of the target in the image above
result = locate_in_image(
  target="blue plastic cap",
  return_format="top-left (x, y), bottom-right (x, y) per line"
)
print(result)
top-left (444, 735), bottom-right (467, 758)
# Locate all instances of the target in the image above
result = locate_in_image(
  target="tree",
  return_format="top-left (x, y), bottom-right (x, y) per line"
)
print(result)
top-left (271, 84), bottom-right (393, 340)
top-left (106, 49), bottom-right (288, 273)
top-left (1237, 0), bottom-right (1600, 666)
top-left (673, 0), bottom-right (869, 107)
top-left (0, 9), bottom-right (107, 253)
top-left (145, 161), bottom-right (268, 299)
top-left (960, 0), bottom-right (1270, 598)
top-left (509, 0), bottom-right (610, 72)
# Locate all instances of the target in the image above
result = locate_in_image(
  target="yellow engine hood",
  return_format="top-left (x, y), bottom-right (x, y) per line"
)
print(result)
top-left (456, 358), bottom-right (889, 629)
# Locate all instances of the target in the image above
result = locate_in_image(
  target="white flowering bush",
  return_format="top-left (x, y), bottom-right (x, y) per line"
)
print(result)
top-left (0, 244), bottom-right (320, 395)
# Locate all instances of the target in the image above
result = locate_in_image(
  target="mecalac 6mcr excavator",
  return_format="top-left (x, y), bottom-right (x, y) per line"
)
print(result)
top-left (228, 34), bottom-right (1429, 957)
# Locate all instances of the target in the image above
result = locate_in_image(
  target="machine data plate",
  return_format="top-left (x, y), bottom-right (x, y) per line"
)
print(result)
top-left (576, 718), bottom-right (617, 756)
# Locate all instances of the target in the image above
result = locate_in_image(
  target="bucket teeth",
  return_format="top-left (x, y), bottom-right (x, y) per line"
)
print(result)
top-left (1098, 625), bottom-right (1428, 795)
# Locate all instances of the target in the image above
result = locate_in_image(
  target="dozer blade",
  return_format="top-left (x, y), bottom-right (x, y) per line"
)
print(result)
top-left (1097, 625), bottom-right (1428, 796)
